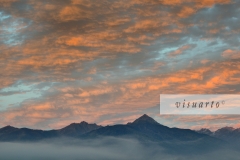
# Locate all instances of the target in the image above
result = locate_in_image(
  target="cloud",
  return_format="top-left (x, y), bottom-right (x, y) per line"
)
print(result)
top-left (0, 0), bottom-right (240, 129)
top-left (0, 58), bottom-right (239, 129)
top-left (222, 49), bottom-right (240, 59)
top-left (177, 6), bottom-right (196, 18)
top-left (168, 44), bottom-right (196, 57)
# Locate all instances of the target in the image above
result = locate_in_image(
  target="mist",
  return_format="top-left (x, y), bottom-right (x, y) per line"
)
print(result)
top-left (0, 137), bottom-right (239, 160)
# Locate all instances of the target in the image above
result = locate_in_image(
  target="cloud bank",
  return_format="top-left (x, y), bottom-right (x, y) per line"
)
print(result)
top-left (0, 137), bottom-right (240, 160)
top-left (0, 0), bottom-right (240, 129)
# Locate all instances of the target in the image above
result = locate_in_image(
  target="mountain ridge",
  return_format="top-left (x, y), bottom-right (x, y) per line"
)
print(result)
top-left (197, 126), bottom-right (240, 145)
top-left (0, 114), bottom-right (223, 144)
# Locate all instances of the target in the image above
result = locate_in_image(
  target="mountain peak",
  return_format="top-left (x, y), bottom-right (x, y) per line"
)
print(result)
top-left (80, 121), bottom-right (88, 125)
top-left (196, 128), bottom-right (213, 135)
top-left (1, 125), bottom-right (17, 130)
top-left (222, 127), bottom-right (235, 130)
top-left (132, 114), bottom-right (158, 124)
top-left (216, 127), bottom-right (235, 132)
top-left (0, 125), bottom-right (18, 133)
top-left (59, 121), bottom-right (102, 136)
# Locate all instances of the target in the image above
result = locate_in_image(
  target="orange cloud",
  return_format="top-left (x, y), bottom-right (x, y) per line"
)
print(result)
top-left (0, 0), bottom-right (239, 130)
top-left (168, 45), bottom-right (192, 57)
top-left (200, 59), bottom-right (210, 64)
top-left (196, 0), bottom-right (231, 8)
top-left (222, 49), bottom-right (240, 59)
top-left (0, 0), bottom-right (17, 7)
top-left (178, 6), bottom-right (195, 18)
top-left (1, 58), bottom-right (240, 128)
top-left (58, 6), bottom-right (92, 21)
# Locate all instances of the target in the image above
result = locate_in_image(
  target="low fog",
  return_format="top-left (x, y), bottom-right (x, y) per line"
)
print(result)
top-left (0, 137), bottom-right (239, 160)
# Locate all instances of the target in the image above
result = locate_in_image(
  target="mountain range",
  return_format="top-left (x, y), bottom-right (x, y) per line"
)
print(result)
top-left (0, 114), bottom-right (233, 147)
top-left (197, 127), bottom-right (240, 146)
top-left (0, 114), bottom-right (203, 141)
top-left (3, 114), bottom-right (239, 155)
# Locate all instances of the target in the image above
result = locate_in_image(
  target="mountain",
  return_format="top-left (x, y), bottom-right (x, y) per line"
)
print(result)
top-left (0, 114), bottom-right (222, 148)
top-left (131, 114), bottom-right (159, 124)
top-left (196, 126), bottom-right (240, 147)
top-left (197, 128), bottom-right (213, 135)
top-left (83, 114), bottom-right (214, 142)
top-left (214, 127), bottom-right (235, 139)
top-left (58, 121), bottom-right (102, 137)
top-left (82, 114), bottom-right (225, 153)
top-left (0, 122), bottom-right (101, 141)
top-left (0, 125), bottom-right (57, 141)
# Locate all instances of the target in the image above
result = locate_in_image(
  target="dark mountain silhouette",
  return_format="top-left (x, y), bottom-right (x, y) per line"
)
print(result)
top-left (0, 114), bottom-right (223, 147)
top-left (83, 114), bottom-right (217, 143)
top-left (197, 127), bottom-right (240, 146)
top-left (214, 127), bottom-right (235, 138)
top-left (0, 121), bottom-right (101, 141)
top-left (82, 114), bottom-right (225, 153)
top-left (0, 125), bottom-right (57, 141)
top-left (58, 121), bottom-right (102, 137)
top-left (197, 128), bottom-right (213, 135)
top-left (131, 114), bottom-right (159, 124)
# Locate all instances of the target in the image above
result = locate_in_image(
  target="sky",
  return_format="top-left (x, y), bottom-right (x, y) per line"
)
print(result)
top-left (0, 0), bottom-right (240, 130)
